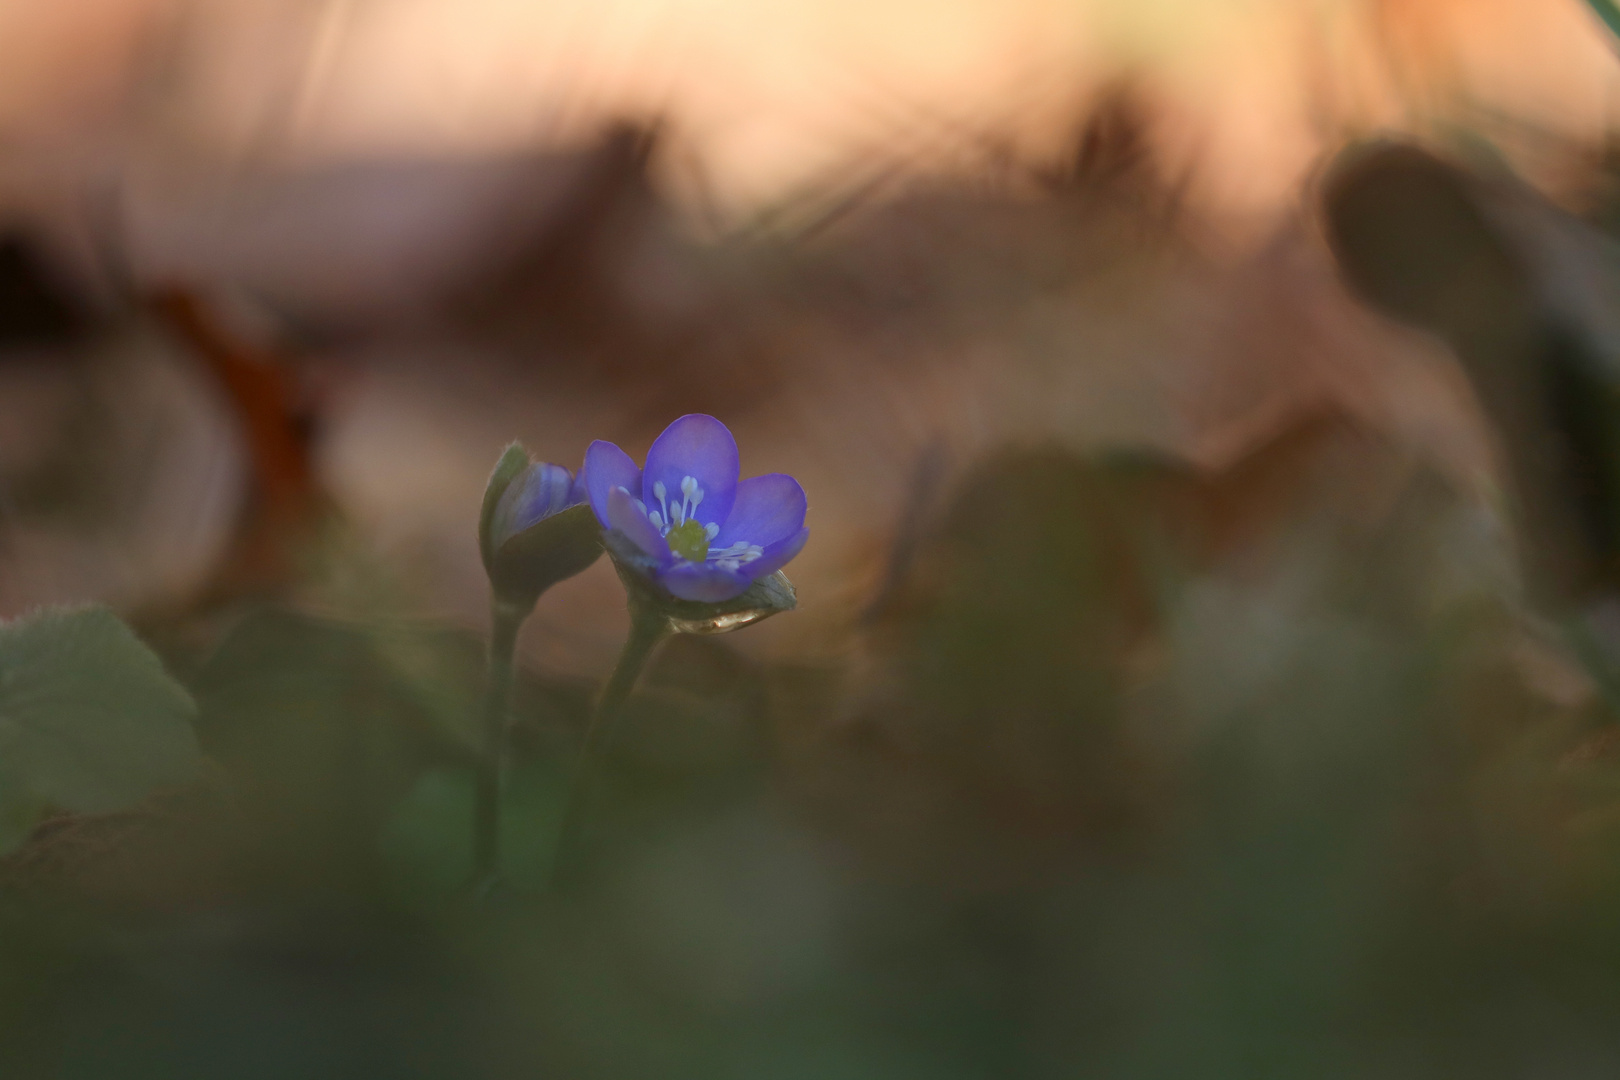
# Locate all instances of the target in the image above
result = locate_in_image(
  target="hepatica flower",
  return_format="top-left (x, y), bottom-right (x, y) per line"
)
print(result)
top-left (479, 444), bottom-right (603, 609)
top-left (584, 414), bottom-right (808, 603)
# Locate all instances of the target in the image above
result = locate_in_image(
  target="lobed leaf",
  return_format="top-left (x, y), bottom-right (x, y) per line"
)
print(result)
top-left (0, 607), bottom-right (202, 844)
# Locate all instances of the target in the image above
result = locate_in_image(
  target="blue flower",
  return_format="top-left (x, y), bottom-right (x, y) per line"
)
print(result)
top-left (583, 414), bottom-right (808, 603)
top-left (480, 446), bottom-right (601, 607)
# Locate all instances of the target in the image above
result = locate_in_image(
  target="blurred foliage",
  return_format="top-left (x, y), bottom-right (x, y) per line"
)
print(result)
top-left (0, 607), bottom-right (201, 854)
top-left (2, 428), bottom-right (1620, 1077)
top-left (1588, 0), bottom-right (1620, 43)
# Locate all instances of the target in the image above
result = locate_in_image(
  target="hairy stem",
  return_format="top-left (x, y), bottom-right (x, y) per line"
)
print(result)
top-left (473, 600), bottom-right (527, 886)
top-left (551, 604), bottom-right (671, 888)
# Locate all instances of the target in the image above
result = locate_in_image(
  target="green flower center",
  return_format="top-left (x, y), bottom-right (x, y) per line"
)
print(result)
top-left (666, 519), bottom-right (711, 562)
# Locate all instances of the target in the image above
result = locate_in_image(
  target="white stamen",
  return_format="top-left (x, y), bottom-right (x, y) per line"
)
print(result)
top-left (651, 480), bottom-right (671, 529)
top-left (649, 511), bottom-right (663, 529)
top-left (704, 523), bottom-right (719, 539)
top-left (674, 474), bottom-right (703, 526)
top-left (706, 540), bottom-right (764, 565)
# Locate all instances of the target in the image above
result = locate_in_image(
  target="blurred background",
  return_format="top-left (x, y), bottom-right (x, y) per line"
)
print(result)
top-left (6, 0), bottom-right (1620, 1076)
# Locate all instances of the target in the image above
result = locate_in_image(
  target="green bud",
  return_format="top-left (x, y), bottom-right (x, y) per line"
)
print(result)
top-left (479, 443), bottom-right (603, 612)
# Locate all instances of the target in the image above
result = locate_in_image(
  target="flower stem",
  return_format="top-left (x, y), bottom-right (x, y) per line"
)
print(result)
top-left (473, 599), bottom-right (527, 887)
top-left (551, 603), bottom-right (671, 888)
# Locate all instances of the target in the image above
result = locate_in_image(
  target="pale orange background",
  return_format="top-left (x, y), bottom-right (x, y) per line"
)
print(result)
top-left (0, 0), bottom-right (1616, 219)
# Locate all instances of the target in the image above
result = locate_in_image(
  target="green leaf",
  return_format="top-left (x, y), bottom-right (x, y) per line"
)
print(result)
top-left (0, 606), bottom-right (202, 838)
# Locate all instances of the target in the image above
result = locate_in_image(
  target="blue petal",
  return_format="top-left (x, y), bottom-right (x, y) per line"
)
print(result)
top-left (492, 461), bottom-right (573, 545)
top-left (641, 414), bottom-right (738, 534)
top-left (584, 440), bottom-right (642, 529)
top-left (607, 485), bottom-right (672, 566)
top-left (659, 526), bottom-right (807, 601)
top-left (740, 526), bottom-right (808, 582)
top-left (660, 561), bottom-right (752, 602)
top-left (713, 474), bottom-right (806, 550)
top-left (521, 463), bottom-right (576, 524)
